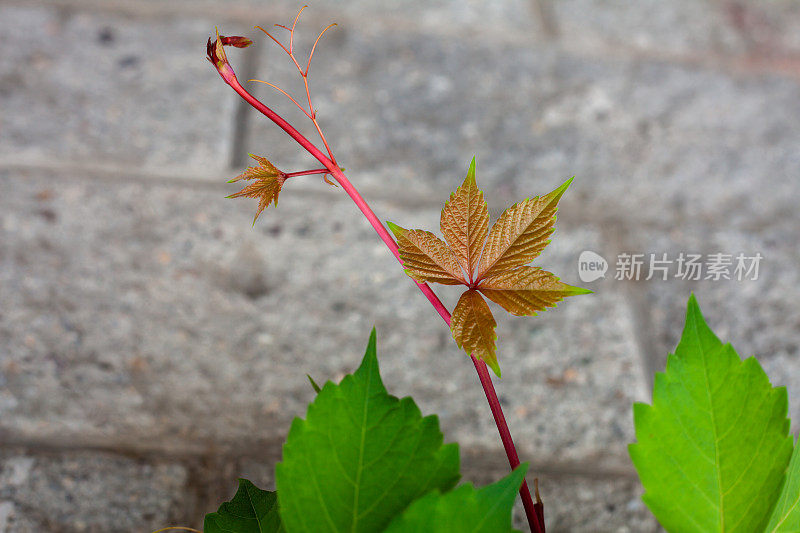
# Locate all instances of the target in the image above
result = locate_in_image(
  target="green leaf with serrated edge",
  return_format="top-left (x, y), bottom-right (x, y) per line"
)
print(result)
top-left (384, 463), bottom-right (528, 533)
top-left (276, 328), bottom-right (460, 533)
top-left (204, 479), bottom-right (285, 533)
top-left (629, 294), bottom-right (792, 533)
top-left (765, 438), bottom-right (800, 532)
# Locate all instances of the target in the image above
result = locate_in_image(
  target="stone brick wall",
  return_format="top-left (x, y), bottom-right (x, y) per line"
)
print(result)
top-left (2, 0), bottom-right (799, 531)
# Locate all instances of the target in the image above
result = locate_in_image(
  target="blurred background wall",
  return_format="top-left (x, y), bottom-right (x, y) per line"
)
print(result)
top-left (1, 0), bottom-right (799, 531)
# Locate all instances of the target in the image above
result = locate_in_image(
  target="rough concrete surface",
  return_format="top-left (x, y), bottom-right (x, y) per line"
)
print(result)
top-left (0, 5), bottom-right (239, 172)
top-left (2, 0), bottom-right (800, 531)
top-left (551, 0), bottom-right (800, 57)
top-left (249, 24), bottom-right (800, 226)
top-left (0, 450), bottom-right (192, 532)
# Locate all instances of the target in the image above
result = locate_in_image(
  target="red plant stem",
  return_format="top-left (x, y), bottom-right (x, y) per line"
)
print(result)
top-left (283, 168), bottom-right (331, 178)
top-left (216, 64), bottom-right (544, 533)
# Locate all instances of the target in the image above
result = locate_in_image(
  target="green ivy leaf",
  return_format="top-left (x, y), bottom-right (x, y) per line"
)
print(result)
top-left (765, 439), bottom-right (800, 532)
top-left (204, 479), bottom-right (285, 533)
top-left (629, 294), bottom-right (792, 532)
top-left (276, 328), bottom-right (461, 532)
top-left (383, 464), bottom-right (528, 533)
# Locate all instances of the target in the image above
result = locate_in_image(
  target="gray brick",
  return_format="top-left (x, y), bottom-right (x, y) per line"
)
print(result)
top-left (548, 0), bottom-right (744, 56)
top-left (242, 21), bottom-right (800, 228)
top-left (737, 0), bottom-right (800, 55)
top-left (108, 0), bottom-right (536, 36)
top-left (244, 26), bottom-right (559, 200)
top-left (0, 5), bottom-right (237, 171)
top-left (549, 0), bottom-right (800, 58)
top-left (0, 451), bottom-right (192, 533)
top-left (0, 168), bottom-right (645, 469)
top-left (327, 0), bottom-right (533, 35)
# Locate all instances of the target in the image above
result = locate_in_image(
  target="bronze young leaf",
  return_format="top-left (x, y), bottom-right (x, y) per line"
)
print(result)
top-left (451, 289), bottom-right (499, 375)
top-left (388, 158), bottom-right (590, 377)
top-left (227, 154), bottom-right (286, 224)
top-left (385, 224), bottom-right (466, 286)
top-left (440, 158), bottom-right (489, 281)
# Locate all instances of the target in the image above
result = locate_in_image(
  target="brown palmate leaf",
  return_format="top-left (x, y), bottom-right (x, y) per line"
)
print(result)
top-left (478, 266), bottom-right (592, 317)
top-left (477, 178), bottom-right (573, 281)
top-left (227, 154), bottom-right (285, 223)
top-left (450, 289), bottom-right (500, 376)
top-left (387, 222), bottom-right (466, 285)
top-left (440, 157), bottom-right (489, 282)
top-left (229, 154), bottom-right (281, 183)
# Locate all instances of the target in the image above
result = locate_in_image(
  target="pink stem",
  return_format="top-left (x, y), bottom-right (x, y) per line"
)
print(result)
top-left (283, 168), bottom-right (331, 178)
top-left (217, 65), bottom-right (543, 533)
